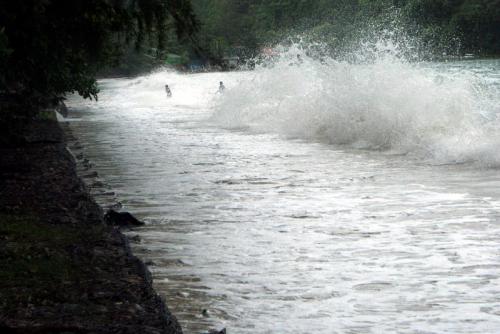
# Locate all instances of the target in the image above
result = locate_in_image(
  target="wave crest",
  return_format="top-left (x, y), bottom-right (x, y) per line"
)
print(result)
top-left (213, 42), bottom-right (500, 166)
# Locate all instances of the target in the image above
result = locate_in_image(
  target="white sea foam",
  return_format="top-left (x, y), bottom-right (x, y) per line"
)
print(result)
top-left (68, 49), bottom-right (500, 333)
top-left (212, 42), bottom-right (500, 166)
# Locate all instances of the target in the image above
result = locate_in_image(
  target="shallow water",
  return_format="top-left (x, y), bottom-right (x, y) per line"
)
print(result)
top-left (67, 58), bottom-right (500, 333)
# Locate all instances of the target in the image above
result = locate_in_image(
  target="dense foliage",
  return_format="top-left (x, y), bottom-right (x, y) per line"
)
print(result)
top-left (0, 0), bottom-right (197, 106)
top-left (192, 0), bottom-right (500, 59)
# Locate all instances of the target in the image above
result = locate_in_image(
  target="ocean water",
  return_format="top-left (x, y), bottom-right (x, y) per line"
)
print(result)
top-left (67, 52), bottom-right (500, 333)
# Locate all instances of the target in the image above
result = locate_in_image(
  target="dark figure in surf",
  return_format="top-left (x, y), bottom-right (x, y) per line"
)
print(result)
top-left (165, 84), bottom-right (172, 98)
top-left (289, 54), bottom-right (303, 66)
top-left (218, 81), bottom-right (225, 93)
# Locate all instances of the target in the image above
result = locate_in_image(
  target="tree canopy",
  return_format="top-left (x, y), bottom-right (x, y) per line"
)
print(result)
top-left (0, 0), bottom-right (198, 105)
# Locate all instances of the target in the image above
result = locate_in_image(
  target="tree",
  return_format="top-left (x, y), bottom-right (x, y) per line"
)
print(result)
top-left (191, 0), bottom-right (499, 60)
top-left (0, 0), bottom-right (198, 107)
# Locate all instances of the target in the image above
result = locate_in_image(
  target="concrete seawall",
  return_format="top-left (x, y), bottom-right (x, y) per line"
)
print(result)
top-left (0, 114), bottom-right (183, 334)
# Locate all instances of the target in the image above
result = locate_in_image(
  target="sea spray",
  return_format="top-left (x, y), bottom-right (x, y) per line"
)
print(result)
top-left (212, 40), bottom-right (500, 167)
top-left (68, 51), bottom-right (500, 334)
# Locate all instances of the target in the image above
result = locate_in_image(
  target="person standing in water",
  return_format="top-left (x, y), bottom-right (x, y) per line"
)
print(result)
top-left (165, 84), bottom-right (172, 98)
top-left (218, 81), bottom-right (225, 93)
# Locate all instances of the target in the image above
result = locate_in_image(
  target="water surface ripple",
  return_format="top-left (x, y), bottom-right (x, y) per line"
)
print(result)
top-left (67, 60), bottom-right (500, 333)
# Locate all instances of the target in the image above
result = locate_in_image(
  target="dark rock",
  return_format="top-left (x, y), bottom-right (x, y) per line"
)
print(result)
top-left (91, 181), bottom-right (105, 188)
top-left (104, 210), bottom-right (145, 227)
top-left (129, 235), bottom-right (141, 243)
top-left (82, 171), bottom-right (98, 178)
top-left (55, 101), bottom-right (69, 117)
top-left (24, 119), bottom-right (64, 144)
top-left (208, 329), bottom-right (226, 334)
top-left (95, 191), bottom-right (115, 196)
top-left (109, 202), bottom-right (123, 210)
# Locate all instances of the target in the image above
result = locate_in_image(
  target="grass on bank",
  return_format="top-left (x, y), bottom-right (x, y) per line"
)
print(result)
top-left (0, 214), bottom-right (106, 314)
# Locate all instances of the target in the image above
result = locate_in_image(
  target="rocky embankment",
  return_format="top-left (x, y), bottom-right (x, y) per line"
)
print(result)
top-left (0, 112), bottom-right (183, 333)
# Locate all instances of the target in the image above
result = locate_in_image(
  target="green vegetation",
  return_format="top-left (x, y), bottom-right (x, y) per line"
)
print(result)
top-left (191, 0), bottom-right (499, 60)
top-left (0, 0), bottom-right (497, 112)
top-left (0, 214), bottom-right (105, 312)
top-left (0, 0), bottom-right (198, 113)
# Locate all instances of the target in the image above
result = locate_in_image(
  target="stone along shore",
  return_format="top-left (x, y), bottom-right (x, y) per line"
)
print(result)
top-left (0, 112), bottom-right (183, 334)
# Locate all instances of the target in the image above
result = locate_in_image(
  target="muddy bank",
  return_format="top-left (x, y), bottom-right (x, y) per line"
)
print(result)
top-left (0, 113), bottom-right (182, 334)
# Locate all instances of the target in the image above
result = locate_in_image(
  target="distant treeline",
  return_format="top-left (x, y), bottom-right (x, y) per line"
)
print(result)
top-left (191, 0), bottom-right (500, 59)
top-left (0, 0), bottom-right (498, 111)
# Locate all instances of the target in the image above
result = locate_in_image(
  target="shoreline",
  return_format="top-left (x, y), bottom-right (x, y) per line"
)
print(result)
top-left (0, 112), bottom-right (183, 333)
